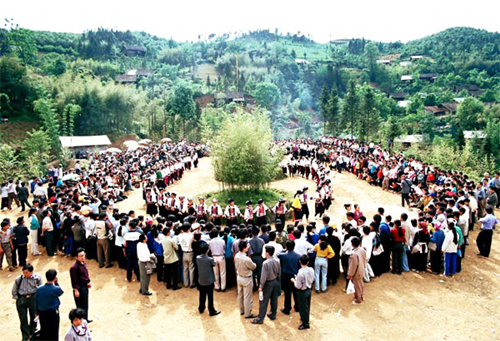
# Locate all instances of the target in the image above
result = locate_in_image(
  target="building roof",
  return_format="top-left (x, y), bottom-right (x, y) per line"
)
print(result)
top-left (123, 45), bottom-right (146, 52)
top-left (419, 73), bottom-right (438, 80)
top-left (115, 75), bottom-right (137, 83)
top-left (424, 106), bottom-right (445, 115)
top-left (126, 69), bottom-right (152, 76)
top-left (410, 55), bottom-right (424, 60)
top-left (397, 100), bottom-right (411, 108)
top-left (401, 75), bottom-right (413, 81)
top-left (440, 102), bottom-right (459, 112)
top-left (390, 92), bottom-right (409, 100)
top-left (214, 91), bottom-right (245, 100)
top-left (395, 134), bottom-right (424, 143)
top-left (376, 59), bottom-right (391, 64)
top-left (295, 58), bottom-right (311, 65)
top-left (463, 130), bottom-right (487, 139)
top-left (59, 135), bottom-right (111, 148)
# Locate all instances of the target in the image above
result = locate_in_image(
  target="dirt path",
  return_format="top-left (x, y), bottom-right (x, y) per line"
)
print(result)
top-left (1, 158), bottom-right (499, 341)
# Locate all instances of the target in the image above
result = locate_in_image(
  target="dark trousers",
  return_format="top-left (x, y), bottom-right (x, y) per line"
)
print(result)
top-left (297, 288), bottom-right (312, 327)
top-left (225, 256), bottom-right (236, 289)
top-left (281, 273), bottom-right (298, 313)
top-left (477, 229), bottom-right (493, 257)
top-left (251, 255), bottom-right (263, 290)
top-left (257, 279), bottom-right (280, 322)
top-left (114, 245), bottom-right (127, 269)
top-left (198, 283), bottom-right (216, 314)
top-left (156, 255), bottom-right (164, 282)
top-left (301, 204), bottom-right (309, 219)
top-left (17, 244), bottom-right (28, 267)
top-left (39, 309), bottom-right (59, 341)
top-left (164, 261), bottom-right (180, 288)
top-left (392, 242), bottom-right (404, 274)
top-left (126, 250), bottom-right (140, 281)
top-left (45, 231), bottom-right (54, 256)
top-left (20, 198), bottom-right (31, 212)
top-left (74, 286), bottom-right (89, 319)
top-left (430, 250), bottom-right (443, 273)
top-left (402, 193), bottom-right (410, 207)
top-left (16, 296), bottom-right (36, 341)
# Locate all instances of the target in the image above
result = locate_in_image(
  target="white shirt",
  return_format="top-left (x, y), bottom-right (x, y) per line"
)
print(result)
top-left (294, 239), bottom-right (314, 256)
top-left (178, 232), bottom-right (194, 252)
top-left (262, 241), bottom-right (283, 260)
top-left (42, 216), bottom-right (53, 232)
top-left (137, 242), bottom-right (151, 262)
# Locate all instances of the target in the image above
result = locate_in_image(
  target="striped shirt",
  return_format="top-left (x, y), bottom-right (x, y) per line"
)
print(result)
top-left (12, 274), bottom-right (43, 299)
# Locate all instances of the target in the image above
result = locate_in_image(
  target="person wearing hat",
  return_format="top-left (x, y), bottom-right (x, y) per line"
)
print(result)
top-left (167, 193), bottom-right (179, 218)
top-left (272, 199), bottom-right (288, 224)
top-left (291, 190), bottom-right (303, 222)
top-left (254, 199), bottom-right (269, 227)
top-left (314, 187), bottom-right (324, 218)
top-left (244, 200), bottom-right (254, 225)
top-left (209, 199), bottom-right (223, 226)
top-left (145, 188), bottom-right (158, 218)
top-left (177, 195), bottom-right (187, 221)
top-left (186, 197), bottom-right (196, 216)
top-left (157, 188), bottom-right (168, 218)
top-left (224, 199), bottom-right (241, 227)
top-left (196, 197), bottom-right (208, 222)
top-left (299, 187), bottom-right (310, 223)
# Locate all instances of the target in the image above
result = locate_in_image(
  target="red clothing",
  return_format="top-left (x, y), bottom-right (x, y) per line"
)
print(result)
top-left (390, 227), bottom-right (406, 243)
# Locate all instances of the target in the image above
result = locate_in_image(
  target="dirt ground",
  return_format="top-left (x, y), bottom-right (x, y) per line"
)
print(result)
top-left (1, 157), bottom-right (499, 341)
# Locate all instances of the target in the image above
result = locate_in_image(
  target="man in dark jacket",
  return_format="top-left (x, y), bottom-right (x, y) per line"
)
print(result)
top-left (13, 217), bottom-right (30, 267)
top-left (17, 182), bottom-right (31, 212)
top-left (196, 243), bottom-right (220, 316)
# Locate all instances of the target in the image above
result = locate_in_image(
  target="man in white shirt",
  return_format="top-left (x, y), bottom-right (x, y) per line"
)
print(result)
top-left (262, 231), bottom-right (283, 260)
top-left (178, 223), bottom-right (195, 288)
top-left (292, 230), bottom-right (313, 256)
top-left (224, 199), bottom-right (241, 227)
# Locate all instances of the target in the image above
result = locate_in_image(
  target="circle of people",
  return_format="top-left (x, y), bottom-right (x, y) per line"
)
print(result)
top-left (2, 137), bottom-right (498, 339)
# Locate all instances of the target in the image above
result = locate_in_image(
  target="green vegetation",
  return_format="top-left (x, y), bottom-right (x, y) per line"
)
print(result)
top-left (202, 188), bottom-right (293, 212)
top-left (210, 108), bottom-right (282, 188)
top-left (0, 24), bottom-right (499, 179)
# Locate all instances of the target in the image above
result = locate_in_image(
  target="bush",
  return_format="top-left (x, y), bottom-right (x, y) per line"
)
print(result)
top-left (211, 107), bottom-right (282, 188)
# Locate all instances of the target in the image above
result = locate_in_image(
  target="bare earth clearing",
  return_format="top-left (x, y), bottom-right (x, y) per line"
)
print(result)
top-left (1, 158), bottom-right (499, 341)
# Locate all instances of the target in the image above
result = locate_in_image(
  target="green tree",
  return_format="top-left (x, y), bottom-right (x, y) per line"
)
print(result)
top-left (359, 86), bottom-right (379, 141)
top-left (7, 27), bottom-right (38, 66)
top-left (342, 80), bottom-right (360, 138)
top-left (252, 82), bottom-right (281, 109)
top-left (0, 56), bottom-right (33, 118)
top-left (211, 108), bottom-right (281, 188)
top-left (364, 43), bottom-right (379, 82)
top-left (34, 98), bottom-right (60, 153)
top-left (166, 84), bottom-right (195, 138)
top-left (0, 144), bottom-right (19, 181)
top-left (319, 85), bottom-right (330, 134)
top-left (326, 89), bottom-right (340, 135)
top-left (21, 129), bottom-right (52, 177)
top-left (456, 97), bottom-right (484, 131)
top-left (61, 104), bottom-right (81, 136)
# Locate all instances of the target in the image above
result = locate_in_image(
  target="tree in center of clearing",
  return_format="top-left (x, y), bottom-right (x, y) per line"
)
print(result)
top-left (211, 108), bottom-right (282, 189)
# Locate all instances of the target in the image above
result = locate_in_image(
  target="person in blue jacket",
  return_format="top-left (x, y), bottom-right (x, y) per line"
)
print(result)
top-left (429, 222), bottom-right (446, 274)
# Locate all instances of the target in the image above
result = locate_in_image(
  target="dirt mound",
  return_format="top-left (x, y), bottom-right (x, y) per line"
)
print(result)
top-left (0, 121), bottom-right (40, 148)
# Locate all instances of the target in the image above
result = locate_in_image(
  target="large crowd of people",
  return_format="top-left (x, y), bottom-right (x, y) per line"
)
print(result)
top-left (1, 137), bottom-right (498, 340)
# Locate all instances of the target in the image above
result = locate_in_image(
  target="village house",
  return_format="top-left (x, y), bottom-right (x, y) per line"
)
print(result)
top-left (122, 45), bottom-right (146, 57)
top-left (115, 69), bottom-right (152, 84)
top-left (59, 135), bottom-right (111, 154)
top-left (419, 73), bottom-right (438, 81)
top-left (389, 92), bottom-right (409, 101)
